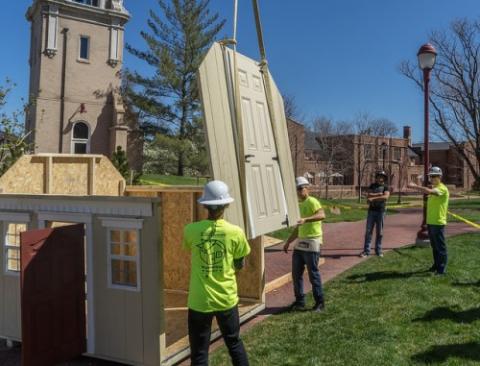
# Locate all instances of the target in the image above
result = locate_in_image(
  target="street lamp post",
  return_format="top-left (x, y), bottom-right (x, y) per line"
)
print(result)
top-left (416, 43), bottom-right (437, 246)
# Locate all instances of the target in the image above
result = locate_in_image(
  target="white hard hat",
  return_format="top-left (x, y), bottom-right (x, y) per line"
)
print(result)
top-left (428, 166), bottom-right (443, 176)
top-left (296, 176), bottom-right (310, 188)
top-left (198, 180), bottom-right (234, 206)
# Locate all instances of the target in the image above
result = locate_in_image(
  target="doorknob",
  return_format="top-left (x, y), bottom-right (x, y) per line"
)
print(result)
top-left (245, 154), bottom-right (255, 163)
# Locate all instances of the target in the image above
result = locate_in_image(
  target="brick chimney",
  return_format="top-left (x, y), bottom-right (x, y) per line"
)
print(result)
top-left (403, 126), bottom-right (412, 146)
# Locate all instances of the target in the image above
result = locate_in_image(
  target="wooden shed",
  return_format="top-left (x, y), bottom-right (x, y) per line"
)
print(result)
top-left (0, 189), bottom-right (265, 365)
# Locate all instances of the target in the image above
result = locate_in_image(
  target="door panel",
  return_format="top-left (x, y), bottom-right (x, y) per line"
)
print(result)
top-left (230, 49), bottom-right (287, 237)
top-left (21, 224), bottom-right (86, 366)
top-left (198, 43), bottom-right (301, 238)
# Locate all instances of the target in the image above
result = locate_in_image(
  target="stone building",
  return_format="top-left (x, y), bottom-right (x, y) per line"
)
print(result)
top-left (410, 141), bottom-right (478, 189)
top-left (25, 0), bottom-right (142, 170)
top-left (286, 118), bottom-right (478, 193)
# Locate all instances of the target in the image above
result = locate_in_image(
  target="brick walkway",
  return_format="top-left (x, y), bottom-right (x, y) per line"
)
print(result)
top-left (2, 208), bottom-right (476, 365)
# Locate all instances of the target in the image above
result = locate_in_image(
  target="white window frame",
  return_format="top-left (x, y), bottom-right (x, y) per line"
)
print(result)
top-left (71, 121), bottom-right (90, 154)
top-left (101, 218), bottom-right (143, 292)
top-left (1, 213), bottom-right (31, 276)
top-left (78, 35), bottom-right (91, 62)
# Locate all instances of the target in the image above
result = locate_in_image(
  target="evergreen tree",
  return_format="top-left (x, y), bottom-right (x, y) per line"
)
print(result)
top-left (111, 146), bottom-right (130, 180)
top-left (126, 0), bottom-right (225, 176)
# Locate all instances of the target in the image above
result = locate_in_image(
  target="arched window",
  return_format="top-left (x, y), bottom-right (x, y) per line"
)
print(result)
top-left (71, 122), bottom-right (90, 154)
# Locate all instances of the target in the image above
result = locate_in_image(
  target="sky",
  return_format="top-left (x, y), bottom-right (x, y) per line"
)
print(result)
top-left (1, 0), bottom-right (479, 142)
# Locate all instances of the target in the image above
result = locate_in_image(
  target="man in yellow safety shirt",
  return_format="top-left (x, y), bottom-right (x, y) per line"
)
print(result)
top-left (183, 180), bottom-right (250, 366)
top-left (409, 166), bottom-right (450, 275)
top-left (283, 176), bottom-right (326, 312)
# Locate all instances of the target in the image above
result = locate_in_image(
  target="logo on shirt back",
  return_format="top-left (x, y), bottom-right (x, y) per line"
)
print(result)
top-left (196, 234), bottom-right (226, 277)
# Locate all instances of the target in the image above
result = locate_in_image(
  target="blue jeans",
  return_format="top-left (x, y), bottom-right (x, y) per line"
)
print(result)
top-left (428, 225), bottom-right (447, 274)
top-left (292, 249), bottom-right (324, 305)
top-left (363, 210), bottom-right (385, 255)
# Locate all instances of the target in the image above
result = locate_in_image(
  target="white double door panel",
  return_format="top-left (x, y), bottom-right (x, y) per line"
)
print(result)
top-left (224, 48), bottom-right (288, 237)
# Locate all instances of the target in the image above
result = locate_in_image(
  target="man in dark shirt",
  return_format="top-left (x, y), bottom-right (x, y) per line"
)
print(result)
top-left (360, 171), bottom-right (390, 257)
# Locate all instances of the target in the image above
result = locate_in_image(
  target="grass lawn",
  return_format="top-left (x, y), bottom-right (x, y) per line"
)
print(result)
top-left (211, 233), bottom-right (480, 366)
top-left (448, 198), bottom-right (480, 225)
top-left (138, 174), bottom-right (207, 186)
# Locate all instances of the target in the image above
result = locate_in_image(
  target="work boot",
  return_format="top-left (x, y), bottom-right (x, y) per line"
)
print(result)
top-left (312, 301), bottom-right (325, 313)
top-left (289, 301), bottom-right (305, 311)
top-left (359, 252), bottom-right (369, 258)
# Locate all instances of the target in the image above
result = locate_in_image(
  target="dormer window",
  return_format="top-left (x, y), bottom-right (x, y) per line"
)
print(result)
top-left (73, 0), bottom-right (100, 6)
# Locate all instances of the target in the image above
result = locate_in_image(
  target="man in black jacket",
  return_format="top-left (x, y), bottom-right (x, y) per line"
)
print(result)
top-left (360, 171), bottom-right (390, 257)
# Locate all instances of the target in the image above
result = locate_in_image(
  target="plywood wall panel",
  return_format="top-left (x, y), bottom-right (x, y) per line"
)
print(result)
top-left (162, 192), bottom-right (194, 291)
top-left (237, 236), bottom-right (264, 301)
top-left (51, 158), bottom-right (89, 195)
top-left (0, 154), bottom-right (125, 196)
top-left (0, 156), bottom-right (45, 194)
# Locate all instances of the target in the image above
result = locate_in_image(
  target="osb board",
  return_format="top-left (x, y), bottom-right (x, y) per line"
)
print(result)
top-left (0, 155), bottom-right (45, 194)
top-left (51, 157), bottom-right (89, 195)
top-left (195, 192), bottom-right (209, 221)
top-left (236, 236), bottom-right (264, 301)
top-left (162, 192), bottom-right (195, 291)
top-left (95, 157), bottom-right (125, 196)
top-left (0, 154), bottom-right (125, 196)
top-left (126, 186), bottom-right (203, 193)
top-left (125, 190), bottom-right (159, 198)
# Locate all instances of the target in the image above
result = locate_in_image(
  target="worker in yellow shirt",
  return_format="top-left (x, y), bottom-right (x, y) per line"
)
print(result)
top-left (183, 180), bottom-right (250, 366)
top-left (409, 167), bottom-right (450, 275)
top-left (283, 177), bottom-right (326, 312)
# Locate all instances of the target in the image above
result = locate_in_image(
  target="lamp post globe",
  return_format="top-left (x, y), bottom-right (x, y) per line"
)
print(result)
top-left (417, 43), bottom-right (437, 70)
top-left (416, 43), bottom-right (437, 246)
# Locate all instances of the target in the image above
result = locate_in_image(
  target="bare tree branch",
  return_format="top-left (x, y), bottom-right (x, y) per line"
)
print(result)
top-left (400, 18), bottom-right (480, 189)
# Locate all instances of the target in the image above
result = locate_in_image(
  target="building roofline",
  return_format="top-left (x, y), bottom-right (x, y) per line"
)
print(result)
top-left (27, 0), bottom-right (130, 23)
top-left (286, 117), bottom-right (305, 127)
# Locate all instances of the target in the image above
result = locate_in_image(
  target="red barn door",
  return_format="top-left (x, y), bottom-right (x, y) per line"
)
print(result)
top-left (20, 224), bottom-right (86, 366)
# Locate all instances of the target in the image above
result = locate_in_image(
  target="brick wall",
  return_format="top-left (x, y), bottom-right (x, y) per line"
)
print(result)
top-left (287, 118), bottom-right (305, 177)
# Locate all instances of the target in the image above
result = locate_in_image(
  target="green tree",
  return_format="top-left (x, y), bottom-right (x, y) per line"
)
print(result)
top-left (126, 0), bottom-right (224, 176)
top-left (111, 145), bottom-right (142, 185)
top-left (111, 146), bottom-right (130, 178)
top-left (0, 80), bottom-right (31, 176)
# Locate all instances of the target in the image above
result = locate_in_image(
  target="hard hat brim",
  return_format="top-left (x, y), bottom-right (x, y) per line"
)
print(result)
top-left (197, 197), bottom-right (234, 206)
top-left (428, 173), bottom-right (442, 176)
top-left (296, 184), bottom-right (310, 188)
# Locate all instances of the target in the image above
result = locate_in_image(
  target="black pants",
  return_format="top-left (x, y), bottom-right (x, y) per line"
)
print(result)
top-left (428, 224), bottom-right (447, 274)
top-left (188, 305), bottom-right (249, 366)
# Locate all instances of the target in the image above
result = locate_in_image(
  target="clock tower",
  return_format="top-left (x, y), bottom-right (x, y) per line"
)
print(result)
top-left (26, 0), bottom-right (133, 157)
